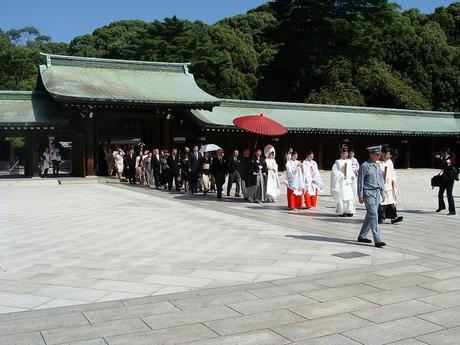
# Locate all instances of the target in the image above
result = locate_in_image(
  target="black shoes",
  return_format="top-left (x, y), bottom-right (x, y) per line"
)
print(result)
top-left (375, 242), bottom-right (386, 248)
top-left (346, 213), bottom-right (354, 217)
top-left (391, 216), bottom-right (403, 224)
top-left (447, 212), bottom-right (456, 216)
top-left (436, 208), bottom-right (445, 212)
top-left (358, 238), bottom-right (372, 243)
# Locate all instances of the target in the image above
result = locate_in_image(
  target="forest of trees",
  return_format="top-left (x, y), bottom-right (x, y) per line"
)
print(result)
top-left (2, 0), bottom-right (460, 111)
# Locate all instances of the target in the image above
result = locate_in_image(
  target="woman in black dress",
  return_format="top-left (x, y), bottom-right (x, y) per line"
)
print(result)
top-left (435, 148), bottom-right (457, 215)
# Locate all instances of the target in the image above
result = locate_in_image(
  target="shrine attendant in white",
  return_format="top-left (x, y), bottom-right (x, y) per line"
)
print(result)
top-left (330, 145), bottom-right (356, 217)
top-left (285, 151), bottom-right (305, 210)
top-left (303, 151), bottom-right (324, 209)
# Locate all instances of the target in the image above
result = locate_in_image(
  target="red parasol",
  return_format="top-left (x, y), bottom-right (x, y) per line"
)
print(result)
top-left (233, 114), bottom-right (287, 136)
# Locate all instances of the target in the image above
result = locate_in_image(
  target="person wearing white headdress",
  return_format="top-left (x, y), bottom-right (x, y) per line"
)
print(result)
top-left (330, 145), bottom-right (356, 217)
top-left (264, 145), bottom-right (280, 202)
top-left (285, 151), bottom-right (305, 210)
top-left (303, 150), bottom-right (324, 209)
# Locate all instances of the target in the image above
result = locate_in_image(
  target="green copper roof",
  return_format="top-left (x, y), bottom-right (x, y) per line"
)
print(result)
top-left (0, 91), bottom-right (68, 126)
top-left (191, 99), bottom-right (460, 136)
top-left (39, 53), bottom-right (220, 108)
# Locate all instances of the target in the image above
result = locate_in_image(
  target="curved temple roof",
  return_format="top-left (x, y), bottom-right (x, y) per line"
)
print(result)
top-left (191, 99), bottom-right (460, 136)
top-left (0, 91), bottom-right (67, 126)
top-left (39, 53), bottom-right (220, 109)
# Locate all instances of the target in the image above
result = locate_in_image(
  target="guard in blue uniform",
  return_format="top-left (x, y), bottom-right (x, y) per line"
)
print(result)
top-left (357, 146), bottom-right (386, 248)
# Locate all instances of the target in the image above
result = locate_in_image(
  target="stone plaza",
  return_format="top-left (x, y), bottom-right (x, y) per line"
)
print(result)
top-left (0, 170), bottom-right (459, 344)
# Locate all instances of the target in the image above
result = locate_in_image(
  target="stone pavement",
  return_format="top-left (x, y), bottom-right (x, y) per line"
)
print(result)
top-left (0, 169), bottom-right (459, 344)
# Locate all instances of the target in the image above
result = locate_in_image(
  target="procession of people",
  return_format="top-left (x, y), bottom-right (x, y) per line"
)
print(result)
top-left (95, 140), bottom-right (457, 248)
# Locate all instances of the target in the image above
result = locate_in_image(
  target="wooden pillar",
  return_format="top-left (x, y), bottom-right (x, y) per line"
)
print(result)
top-left (318, 137), bottom-right (324, 170)
top-left (25, 135), bottom-right (38, 177)
top-left (162, 119), bottom-right (171, 149)
top-left (405, 140), bottom-right (411, 169)
top-left (85, 117), bottom-right (95, 176)
top-left (72, 134), bottom-right (85, 177)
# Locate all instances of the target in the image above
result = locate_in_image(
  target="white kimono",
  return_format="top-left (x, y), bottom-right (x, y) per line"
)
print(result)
top-left (303, 159), bottom-right (324, 195)
top-left (285, 160), bottom-right (305, 195)
top-left (330, 158), bottom-right (356, 214)
top-left (265, 158), bottom-right (280, 201)
top-left (379, 159), bottom-right (396, 205)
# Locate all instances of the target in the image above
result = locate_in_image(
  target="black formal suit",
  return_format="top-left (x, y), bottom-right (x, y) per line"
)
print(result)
top-left (151, 155), bottom-right (161, 188)
top-left (212, 156), bottom-right (228, 199)
top-left (227, 156), bottom-right (241, 196)
top-left (188, 151), bottom-right (202, 193)
top-left (249, 156), bottom-right (267, 186)
top-left (167, 154), bottom-right (181, 191)
top-left (124, 152), bottom-right (136, 184)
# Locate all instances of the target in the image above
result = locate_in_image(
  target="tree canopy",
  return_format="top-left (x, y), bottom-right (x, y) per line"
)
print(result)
top-left (2, 1), bottom-right (460, 111)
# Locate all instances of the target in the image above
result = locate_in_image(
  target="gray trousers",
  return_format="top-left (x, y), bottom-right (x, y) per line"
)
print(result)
top-left (359, 189), bottom-right (384, 243)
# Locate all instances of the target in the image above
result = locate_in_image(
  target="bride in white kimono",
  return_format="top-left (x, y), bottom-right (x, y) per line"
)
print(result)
top-left (330, 146), bottom-right (356, 217)
top-left (264, 145), bottom-right (280, 202)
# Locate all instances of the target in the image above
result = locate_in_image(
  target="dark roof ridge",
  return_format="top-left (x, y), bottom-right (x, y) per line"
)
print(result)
top-left (40, 53), bottom-right (191, 73)
top-left (219, 99), bottom-right (458, 118)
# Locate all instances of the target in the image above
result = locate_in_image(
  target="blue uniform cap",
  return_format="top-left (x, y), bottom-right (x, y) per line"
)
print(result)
top-left (366, 145), bottom-right (382, 153)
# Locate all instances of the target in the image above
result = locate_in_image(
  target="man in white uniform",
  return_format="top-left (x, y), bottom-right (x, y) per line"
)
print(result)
top-left (330, 145), bottom-right (356, 217)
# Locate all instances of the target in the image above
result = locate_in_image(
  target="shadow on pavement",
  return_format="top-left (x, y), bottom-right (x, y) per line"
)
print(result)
top-left (286, 234), bottom-right (367, 247)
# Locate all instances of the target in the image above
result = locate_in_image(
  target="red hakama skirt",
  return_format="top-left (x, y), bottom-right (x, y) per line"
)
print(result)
top-left (287, 188), bottom-right (303, 209)
top-left (304, 190), bottom-right (318, 208)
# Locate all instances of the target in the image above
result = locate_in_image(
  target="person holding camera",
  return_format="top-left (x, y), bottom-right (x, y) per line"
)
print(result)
top-left (435, 148), bottom-right (457, 215)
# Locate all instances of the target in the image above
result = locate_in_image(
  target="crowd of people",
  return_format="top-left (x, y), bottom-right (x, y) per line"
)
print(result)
top-left (100, 142), bottom-right (456, 248)
top-left (101, 143), bottom-right (281, 203)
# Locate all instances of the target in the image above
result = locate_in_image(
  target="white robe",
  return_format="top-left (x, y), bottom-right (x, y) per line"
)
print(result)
top-left (265, 158), bottom-right (280, 201)
top-left (379, 159), bottom-right (397, 205)
top-left (303, 159), bottom-right (324, 195)
top-left (330, 158), bottom-right (356, 214)
top-left (285, 160), bottom-right (305, 196)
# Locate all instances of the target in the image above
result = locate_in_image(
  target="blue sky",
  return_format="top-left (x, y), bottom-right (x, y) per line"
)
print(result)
top-left (0, 0), bottom-right (458, 43)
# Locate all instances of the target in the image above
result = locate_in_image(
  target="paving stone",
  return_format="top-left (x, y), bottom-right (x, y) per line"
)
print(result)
top-left (360, 286), bottom-right (438, 305)
top-left (302, 284), bottom-right (382, 302)
top-left (0, 312), bottom-right (88, 336)
top-left (418, 305), bottom-right (460, 327)
top-left (365, 274), bottom-right (437, 290)
top-left (171, 291), bottom-right (260, 311)
top-left (352, 300), bottom-right (441, 323)
top-left (386, 340), bottom-right (427, 345)
top-left (185, 329), bottom-right (290, 345)
top-left (0, 292), bottom-right (52, 309)
top-left (41, 318), bottom-right (149, 345)
top-left (289, 297), bottom-right (377, 319)
top-left (89, 280), bottom-right (162, 294)
top-left (418, 290), bottom-right (460, 308)
top-left (0, 331), bottom-right (45, 345)
top-left (342, 317), bottom-right (444, 345)
top-left (83, 301), bottom-right (179, 323)
top-left (141, 274), bottom-right (213, 288)
top-left (292, 334), bottom-right (361, 345)
top-left (248, 282), bottom-right (323, 298)
top-left (420, 277), bottom-right (460, 293)
top-left (272, 313), bottom-right (371, 342)
top-left (416, 326), bottom-right (460, 345)
top-left (142, 305), bottom-right (240, 330)
top-left (420, 267), bottom-right (460, 280)
top-left (59, 340), bottom-right (107, 345)
top-left (105, 323), bottom-right (217, 345)
top-left (228, 294), bottom-right (317, 315)
top-left (373, 265), bottom-right (434, 277)
top-left (204, 309), bottom-right (303, 336)
top-left (33, 286), bottom-right (109, 302)
top-left (314, 273), bottom-right (383, 288)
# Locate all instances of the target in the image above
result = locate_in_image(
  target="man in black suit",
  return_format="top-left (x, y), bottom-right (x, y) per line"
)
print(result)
top-left (212, 149), bottom-right (228, 199)
top-left (167, 148), bottom-right (181, 191)
top-left (124, 147), bottom-right (136, 184)
top-left (151, 148), bottom-right (161, 189)
top-left (188, 145), bottom-right (202, 194)
top-left (227, 149), bottom-right (241, 197)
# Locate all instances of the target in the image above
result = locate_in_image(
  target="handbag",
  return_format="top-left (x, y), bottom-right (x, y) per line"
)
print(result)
top-left (431, 172), bottom-right (443, 188)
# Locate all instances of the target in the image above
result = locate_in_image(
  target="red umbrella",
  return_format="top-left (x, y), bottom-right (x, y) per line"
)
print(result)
top-left (233, 114), bottom-right (287, 136)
